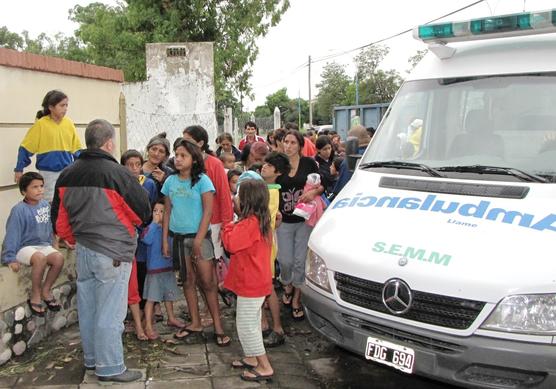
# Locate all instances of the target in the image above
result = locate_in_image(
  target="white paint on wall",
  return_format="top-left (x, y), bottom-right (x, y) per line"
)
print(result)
top-left (123, 42), bottom-right (218, 153)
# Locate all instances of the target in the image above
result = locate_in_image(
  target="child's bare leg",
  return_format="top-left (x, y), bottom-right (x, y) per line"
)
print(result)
top-left (183, 256), bottom-right (202, 330)
top-left (30, 253), bottom-right (47, 305)
top-left (261, 304), bottom-right (270, 333)
top-left (196, 259), bottom-right (226, 338)
top-left (164, 301), bottom-right (184, 327)
top-left (129, 303), bottom-right (146, 340)
top-left (144, 301), bottom-right (155, 335)
top-left (268, 289), bottom-right (284, 334)
top-left (41, 252), bottom-right (64, 300)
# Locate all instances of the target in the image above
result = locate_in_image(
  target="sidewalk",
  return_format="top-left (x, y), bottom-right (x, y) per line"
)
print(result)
top-left (0, 299), bottom-right (327, 389)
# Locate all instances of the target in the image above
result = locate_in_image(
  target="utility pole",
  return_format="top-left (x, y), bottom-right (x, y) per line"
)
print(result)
top-left (355, 71), bottom-right (360, 106)
top-left (308, 55), bottom-right (312, 126)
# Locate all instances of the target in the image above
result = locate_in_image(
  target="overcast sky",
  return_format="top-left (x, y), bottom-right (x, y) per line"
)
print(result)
top-left (2, 0), bottom-right (554, 110)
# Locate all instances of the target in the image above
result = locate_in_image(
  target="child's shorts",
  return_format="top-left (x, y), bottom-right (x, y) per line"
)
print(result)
top-left (143, 271), bottom-right (180, 302)
top-left (16, 245), bottom-right (59, 266)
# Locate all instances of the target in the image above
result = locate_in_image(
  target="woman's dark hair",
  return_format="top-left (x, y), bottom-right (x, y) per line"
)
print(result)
top-left (120, 149), bottom-right (144, 165)
top-left (19, 171), bottom-right (44, 194)
top-left (285, 122), bottom-right (299, 130)
top-left (284, 130), bottom-right (305, 154)
top-left (266, 129), bottom-right (276, 146)
top-left (238, 179), bottom-right (271, 240)
top-left (37, 90), bottom-right (67, 119)
top-left (183, 125), bottom-right (215, 156)
top-left (227, 169), bottom-right (242, 183)
top-left (264, 151), bottom-right (291, 176)
top-left (219, 132), bottom-right (234, 144)
top-left (240, 143), bottom-right (251, 163)
top-left (173, 138), bottom-right (206, 187)
top-left (273, 128), bottom-right (286, 142)
top-left (315, 135), bottom-right (335, 161)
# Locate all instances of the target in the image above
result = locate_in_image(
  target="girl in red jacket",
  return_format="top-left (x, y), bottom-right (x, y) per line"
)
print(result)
top-left (222, 179), bottom-right (274, 382)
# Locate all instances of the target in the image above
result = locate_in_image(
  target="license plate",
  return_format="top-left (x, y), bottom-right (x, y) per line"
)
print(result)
top-left (365, 336), bottom-right (415, 373)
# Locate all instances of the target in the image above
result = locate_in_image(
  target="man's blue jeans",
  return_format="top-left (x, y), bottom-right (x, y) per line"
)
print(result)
top-left (76, 244), bottom-right (131, 377)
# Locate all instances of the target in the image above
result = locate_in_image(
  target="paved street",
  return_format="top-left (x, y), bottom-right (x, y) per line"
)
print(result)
top-left (0, 296), bottom-right (455, 389)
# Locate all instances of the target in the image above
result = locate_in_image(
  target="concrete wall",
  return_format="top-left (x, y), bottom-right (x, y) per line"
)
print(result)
top-left (123, 42), bottom-right (218, 152)
top-left (0, 48), bottom-right (124, 364)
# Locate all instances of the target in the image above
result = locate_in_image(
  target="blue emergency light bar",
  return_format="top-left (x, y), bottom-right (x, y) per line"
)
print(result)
top-left (414, 9), bottom-right (556, 43)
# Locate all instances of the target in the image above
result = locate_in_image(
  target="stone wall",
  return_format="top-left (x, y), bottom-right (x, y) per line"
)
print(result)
top-left (0, 49), bottom-right (124, 366)
top-left (0, 249), bottom-right (78, 365)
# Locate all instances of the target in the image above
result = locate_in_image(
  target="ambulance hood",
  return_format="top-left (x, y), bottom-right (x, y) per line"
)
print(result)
top-left (309, 170), bottom-right (556, 304)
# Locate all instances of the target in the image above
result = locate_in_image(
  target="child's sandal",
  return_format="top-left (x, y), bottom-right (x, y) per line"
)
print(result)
top-left (43, 298), bottom-right (62, 312)
top-left (27, 300), bottom-right (46, 317)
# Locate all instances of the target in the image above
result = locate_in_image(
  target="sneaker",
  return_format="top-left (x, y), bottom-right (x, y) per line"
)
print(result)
top-left (98, 369), bottom-right (142, 383)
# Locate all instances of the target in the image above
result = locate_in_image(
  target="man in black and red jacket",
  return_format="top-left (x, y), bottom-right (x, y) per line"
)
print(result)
top-left (51, 119), bottom-right (150, 383)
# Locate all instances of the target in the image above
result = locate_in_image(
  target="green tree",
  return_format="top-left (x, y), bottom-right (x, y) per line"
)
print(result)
top-left (0, 26), bottom-right (24, 49)
top-left (264, 88), bottom-right (290, 116)
top-left (70, 0), bottom-right (290, 109)
top-left (254, 105), bottom-right (271, 117)
top-left (314, 62), bottom-right (351, 123)
top-left (353, 45), bottom-right (402, 104)
top-left (355, 45), bottom-right (390, 81)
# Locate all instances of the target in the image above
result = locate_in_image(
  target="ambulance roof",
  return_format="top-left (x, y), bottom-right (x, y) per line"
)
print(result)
top-left (407, 33), bottom-right (556, 81)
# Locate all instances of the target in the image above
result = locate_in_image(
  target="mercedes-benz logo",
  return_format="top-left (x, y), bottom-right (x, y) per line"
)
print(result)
top-left (382, 278), bottom-right (413, 315)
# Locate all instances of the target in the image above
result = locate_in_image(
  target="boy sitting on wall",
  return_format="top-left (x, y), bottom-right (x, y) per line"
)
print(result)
top-left (1, 172), bottom-right (65, 316)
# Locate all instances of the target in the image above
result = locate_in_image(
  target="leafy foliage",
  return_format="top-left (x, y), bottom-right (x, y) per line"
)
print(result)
top-left (1, 0), bottom-right (290, 114)
top-left (70, 0), bottom-right (290, 107)
top-left (314, 62), bottom-right (351, 123)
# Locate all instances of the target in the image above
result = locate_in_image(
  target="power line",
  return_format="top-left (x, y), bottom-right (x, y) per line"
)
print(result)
top-left (311, 0), bottom-right (485, 64)
top-left (253, 0), bottom-right (486, 97)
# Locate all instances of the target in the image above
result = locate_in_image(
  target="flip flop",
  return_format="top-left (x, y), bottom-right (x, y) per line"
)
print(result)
top-left (240, 368), bottom-right (273, 382)
top-left (231, 358), bottom-right (257, 369)
top-left (214, 333), bottom-right (231, 347)
top-left (292, 306), bottom-right (305, 321)
top-left (43, 298), bottom-right (62, 312)
top-left (282, 291), bottom-right (293, 306)
top-left (27, 299), bottom-right (45, 317)
top-left (173, 328), bottom-right (203, 340)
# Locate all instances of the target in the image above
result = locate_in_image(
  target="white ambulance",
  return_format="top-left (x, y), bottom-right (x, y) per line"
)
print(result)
top-left (304, 9), bottom-right (556, 388)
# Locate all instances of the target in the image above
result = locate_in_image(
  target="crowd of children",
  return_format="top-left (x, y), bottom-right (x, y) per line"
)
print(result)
top-left (1, 89), bottom-right (373, 383)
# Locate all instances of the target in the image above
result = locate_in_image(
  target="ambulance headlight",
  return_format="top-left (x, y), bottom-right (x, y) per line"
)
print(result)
top-left (481, 294), bottom-right (556, 335)
top-left (306, 250), bottom-right (331, 293)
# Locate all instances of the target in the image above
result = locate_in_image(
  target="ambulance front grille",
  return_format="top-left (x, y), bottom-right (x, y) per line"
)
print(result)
top-left (334, 272), bottom-right (485, 330)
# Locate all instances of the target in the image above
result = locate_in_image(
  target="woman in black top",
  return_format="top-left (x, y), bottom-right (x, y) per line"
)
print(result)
top-left (314, 135), bottom-right (336, 196)
top-left (276, 130), bottom-right (323, 321)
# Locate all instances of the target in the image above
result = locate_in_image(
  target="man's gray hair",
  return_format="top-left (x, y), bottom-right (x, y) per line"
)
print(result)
top-left (85, 119), bottom-right (115, 149)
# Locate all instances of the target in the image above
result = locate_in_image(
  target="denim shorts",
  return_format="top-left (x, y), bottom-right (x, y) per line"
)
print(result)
top-left (143, 271), bottom-right (180, 302)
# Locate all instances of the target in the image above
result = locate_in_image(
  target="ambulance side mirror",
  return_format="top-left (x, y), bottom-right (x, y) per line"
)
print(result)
top-left (345, 138), bottom-right (361, 172)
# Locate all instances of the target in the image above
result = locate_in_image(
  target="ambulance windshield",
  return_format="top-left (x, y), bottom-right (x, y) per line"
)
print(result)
top-left (362, 73), bottom-right (556, 182)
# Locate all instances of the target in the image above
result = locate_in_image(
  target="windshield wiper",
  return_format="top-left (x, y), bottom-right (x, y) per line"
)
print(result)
top-left (436, 165), bottom-right (549, 183)
top-left (359, 161), bottom-right (443, 177)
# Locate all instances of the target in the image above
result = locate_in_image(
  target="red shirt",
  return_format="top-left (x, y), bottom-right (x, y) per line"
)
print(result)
top-left (204, 155), bottom-right (234, 224)
top-left (238, 135), bottom-right (266, 151)
top-left (222, 216), bottom-right (272, 298)
top-left (302, 138), bottom-right (317, 157)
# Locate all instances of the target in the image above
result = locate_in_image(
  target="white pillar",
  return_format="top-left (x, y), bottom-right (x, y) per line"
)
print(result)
top-left (274, 106), bottom-right (281, 129)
